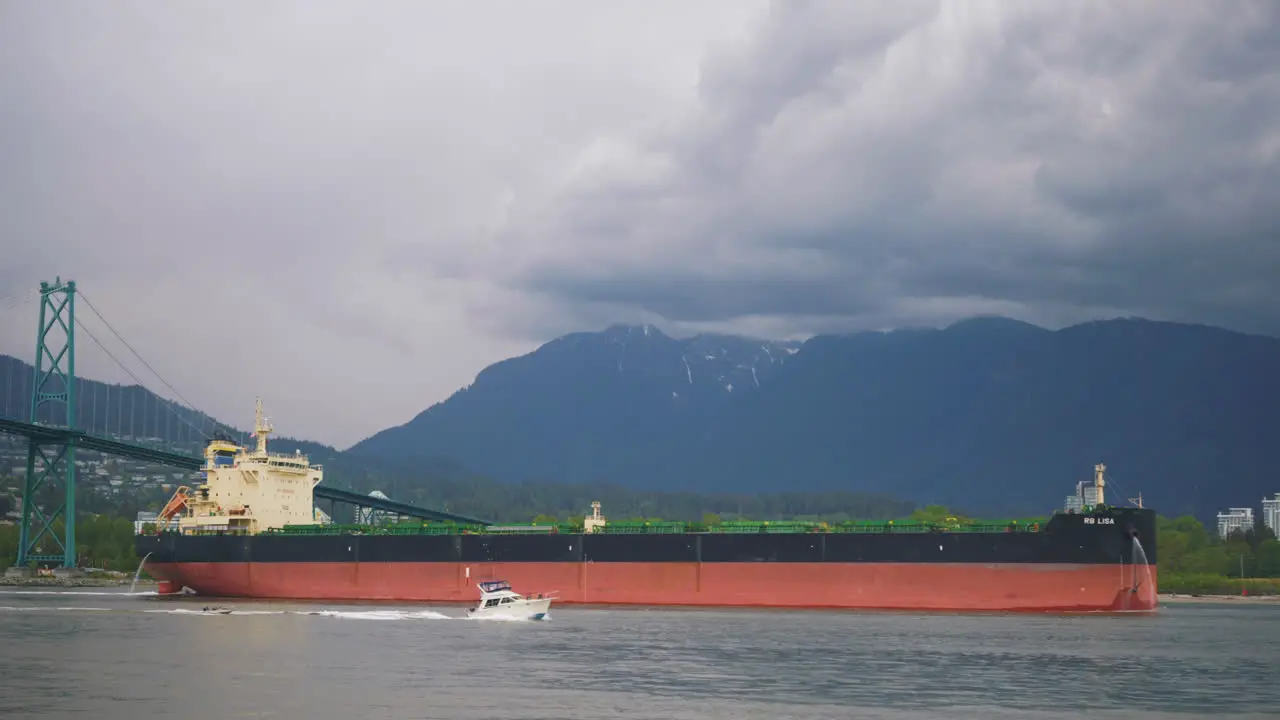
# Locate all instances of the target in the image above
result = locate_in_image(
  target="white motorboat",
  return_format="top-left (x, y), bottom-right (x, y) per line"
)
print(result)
top-left (465, 580), bottom-right (554, 620)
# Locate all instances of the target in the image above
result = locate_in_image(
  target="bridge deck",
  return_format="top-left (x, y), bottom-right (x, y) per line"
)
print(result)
top-left (0, 419), bottom-right (489, 526)
top-left (0, 418), bottom-right (205, 469)
top-left (313, 486), bottom-right (488, 525)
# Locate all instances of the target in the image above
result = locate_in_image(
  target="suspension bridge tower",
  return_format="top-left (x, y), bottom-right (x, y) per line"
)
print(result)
top-left (14, 277), bottom-right (81, 572)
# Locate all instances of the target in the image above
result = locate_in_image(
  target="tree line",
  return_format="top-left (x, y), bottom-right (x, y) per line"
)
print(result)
top-left (1157, 514), bottom-right (1280, 595)
top-left (311, 451), bottom-right (919, 525)
top-left (0, 514), bottom-right (142, 573)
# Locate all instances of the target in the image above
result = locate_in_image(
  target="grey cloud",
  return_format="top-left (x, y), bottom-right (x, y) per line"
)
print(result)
top-left (0, 1), bottom-right (760, 446)
top-left (491, 0), bottom-right (1280, 339)
top-left (3, 0), bottom-right (1277, 447)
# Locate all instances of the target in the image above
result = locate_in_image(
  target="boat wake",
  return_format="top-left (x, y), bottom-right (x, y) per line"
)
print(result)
top-left (0, 590), bottom-right (157, 597)
top-left (0, 605), bottom-right (117, 612)
top-left (146, 608), bottom-right (290, 616)
top-left (302, 609), bottom-right (453, 621)
top-left (467, 613), bottom-right (549, 622)
top-left (303, 609), bottom-right (546, 622)
top-left (0, 604), bottom-right (546, 622)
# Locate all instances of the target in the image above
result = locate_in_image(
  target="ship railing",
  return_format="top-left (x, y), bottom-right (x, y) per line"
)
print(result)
top-left (261, 523), bottom-right (491, 536)
top-left (486, 525), bottom-right (559, 534)
top-left (165, 528), bottom-right (254, 536)
top-left (827, 521), bottom-right (1042, 534)
top-left (597, 522), bottom-right (687, 534)
top-left (249, 450), bottom-right (313, 460)
top-left (384, 524), bottom-right (472, 535)
top-left (241, 519), bottom-right (1045, 537)
top-left (703, 521), bottom-right (820, 534)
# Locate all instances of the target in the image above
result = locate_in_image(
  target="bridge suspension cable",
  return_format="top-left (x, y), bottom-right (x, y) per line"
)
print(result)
top-left (79, 293), bottom-right (206, 427)
top-left (1, 287), bottom-right (39, 422)
top-left (75, 291), bottom-right (244, 445)
top-left (71, 314), bottom-right (209, 444)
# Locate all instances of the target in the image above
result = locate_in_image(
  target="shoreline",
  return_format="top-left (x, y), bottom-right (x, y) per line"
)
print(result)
top-left (0, 575), bottom-right (158, 588)
top-left (1160, 593), bottom-right (1280, 604)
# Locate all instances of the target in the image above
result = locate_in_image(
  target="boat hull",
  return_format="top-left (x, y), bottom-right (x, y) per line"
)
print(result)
top-left (141, 560), bottom-right (1157, 612)
top-left (467, 597), bottom-right (554, 621)
top-left (137, 508), bottom-right (1158, 613)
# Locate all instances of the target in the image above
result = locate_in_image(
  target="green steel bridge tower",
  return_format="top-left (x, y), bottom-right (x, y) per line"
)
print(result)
top-left (16, 277), bottom-right (79, 570)
top-left (2, 278), bottom-right (483, 572)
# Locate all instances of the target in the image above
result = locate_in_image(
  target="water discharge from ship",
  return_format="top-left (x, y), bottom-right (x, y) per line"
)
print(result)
top-left (1129, 537), bottom-right (1156, 609)
top-left (130, 552), bottom-right (153, 594)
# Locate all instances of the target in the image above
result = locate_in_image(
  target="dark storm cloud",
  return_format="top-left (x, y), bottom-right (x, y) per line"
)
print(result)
top-left (489, 0), bottom-right (1280, 338)
top-left (2, 0), bottom-right (1277, 445)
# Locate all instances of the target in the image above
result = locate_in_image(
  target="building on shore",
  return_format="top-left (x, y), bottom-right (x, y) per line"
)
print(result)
top-left (134, 510), bottom-right (161, 534)
top-left (1262, 493), bottom-right (1280, 534)
top-left (1064, 480), bottom-right (1100, 513)
top-left (1216, 507), bottom-right (1254, 539)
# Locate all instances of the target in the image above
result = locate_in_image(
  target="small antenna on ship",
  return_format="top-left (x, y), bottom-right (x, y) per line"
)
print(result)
top-left (254, 396), bottom-right (273, 454)
top-left (1128, 492), bottom-right (1143, 509)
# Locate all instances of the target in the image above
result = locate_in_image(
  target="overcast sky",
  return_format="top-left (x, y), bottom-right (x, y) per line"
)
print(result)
top-left (2, 1), bottom-right (1277, 448)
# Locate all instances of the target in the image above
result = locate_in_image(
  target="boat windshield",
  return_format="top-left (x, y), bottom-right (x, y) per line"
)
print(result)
top-left (479, 580), bottom-right (511, 593)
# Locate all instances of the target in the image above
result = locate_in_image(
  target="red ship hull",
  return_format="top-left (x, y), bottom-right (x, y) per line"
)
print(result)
top-left (146, 561), bottom-right (1159, 613)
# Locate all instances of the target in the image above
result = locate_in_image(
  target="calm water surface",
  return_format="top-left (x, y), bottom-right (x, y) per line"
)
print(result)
top-left (0, 590), bottom-right (1276, 719)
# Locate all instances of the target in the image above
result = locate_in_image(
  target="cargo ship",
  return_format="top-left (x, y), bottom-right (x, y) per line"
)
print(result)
top-left (135, 400), bottom-right (1159, 613)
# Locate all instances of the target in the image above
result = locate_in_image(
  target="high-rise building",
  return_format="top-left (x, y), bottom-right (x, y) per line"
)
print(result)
top-left (134, 510), bottom-right (161, 534)
top-left (1216, 507), bottom-right (1254, 539)
top-left (1262, 494), bottom-right (1280, 534)
top-left (1064, 480), bottom-right (1100, 513)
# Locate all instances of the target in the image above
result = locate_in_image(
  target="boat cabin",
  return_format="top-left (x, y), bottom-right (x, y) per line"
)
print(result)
top-left (477, 580), bottom-right (521, 609)
top-left (466, 579), bottom-right (554, 620)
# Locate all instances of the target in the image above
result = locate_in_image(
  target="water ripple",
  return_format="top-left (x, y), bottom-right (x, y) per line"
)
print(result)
top-left (0, 594), bottom-right (1275, 719)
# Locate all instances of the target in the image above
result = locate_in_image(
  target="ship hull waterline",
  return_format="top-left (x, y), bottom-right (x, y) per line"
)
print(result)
top-left (143, 561), bottom-right (1159, 614)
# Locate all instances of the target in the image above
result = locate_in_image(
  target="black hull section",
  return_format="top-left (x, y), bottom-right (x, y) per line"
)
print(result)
top-left (138, 508), bottom-right (1157, 566)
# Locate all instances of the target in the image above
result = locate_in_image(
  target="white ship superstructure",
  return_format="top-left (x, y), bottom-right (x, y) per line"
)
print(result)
top-left (158, 398), bottom-right (323, 534)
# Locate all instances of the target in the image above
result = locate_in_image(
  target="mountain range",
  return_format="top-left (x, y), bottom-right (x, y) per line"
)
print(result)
top-left (5, 315), bottom-right (1279, 521)
top-left (349, 317), bottom-right (1280, 519)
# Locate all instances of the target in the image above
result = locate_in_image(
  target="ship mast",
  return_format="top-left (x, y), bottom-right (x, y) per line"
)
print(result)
top-left (1094, 462), bottom-right (1106, 507)
top-left (584, 501), bottom-right (607, 534)
top-left (254, 396), bottom-right (273, 455)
